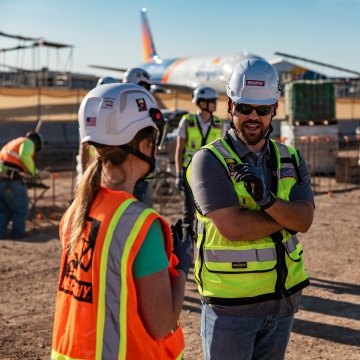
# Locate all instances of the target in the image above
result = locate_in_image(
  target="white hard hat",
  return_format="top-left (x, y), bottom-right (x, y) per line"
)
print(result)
top-left (123, 67), bottom-right (151, 86)
top-left (227, 59), bottom-right (281, 105)
top-left (78, 83), bottom-right (165, 147)
top-left (96, 76), bottom-right (119, 87)
top-left (192, 86), bottom-right (218, 103)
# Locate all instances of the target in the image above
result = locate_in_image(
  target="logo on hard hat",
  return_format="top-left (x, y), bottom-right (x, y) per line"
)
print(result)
top-left (136, 98), bottom-right (148, 111)
top-left (246, 80), bottom-right (265, 87)
top-left (102, 97), bottom-right (114, 109)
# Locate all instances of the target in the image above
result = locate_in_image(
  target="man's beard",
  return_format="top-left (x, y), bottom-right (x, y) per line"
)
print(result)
top-left (237, 121), bottom-right (269, 145)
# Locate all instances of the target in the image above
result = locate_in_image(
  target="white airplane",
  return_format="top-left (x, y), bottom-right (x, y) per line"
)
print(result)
top-left (89, 8), bottom-right (263, 94)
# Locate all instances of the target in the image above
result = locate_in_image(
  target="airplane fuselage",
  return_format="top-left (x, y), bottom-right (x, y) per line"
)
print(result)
top-left (141, 53), bottom-right (263, 94)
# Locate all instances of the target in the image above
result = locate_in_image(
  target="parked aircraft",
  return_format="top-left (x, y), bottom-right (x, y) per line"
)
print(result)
top-left (89, 8), bottom-right (263, 93)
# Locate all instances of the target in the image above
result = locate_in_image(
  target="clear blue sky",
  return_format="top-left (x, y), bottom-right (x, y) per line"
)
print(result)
top-left (1, 0), bottom-right (360, 78)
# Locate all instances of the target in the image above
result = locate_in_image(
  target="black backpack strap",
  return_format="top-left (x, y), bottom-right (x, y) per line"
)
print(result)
top-left (268, 140), bottom-right (279, 195)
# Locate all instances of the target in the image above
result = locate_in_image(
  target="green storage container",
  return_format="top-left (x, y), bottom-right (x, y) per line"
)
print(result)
top-left (284, 80), bottom-right (336, 124)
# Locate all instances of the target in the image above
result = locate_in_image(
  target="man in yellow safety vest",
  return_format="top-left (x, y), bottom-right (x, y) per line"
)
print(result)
top-left (175, 86), bottom-right (227, 239)
top-left (187, 59), bottom-right (315, 360)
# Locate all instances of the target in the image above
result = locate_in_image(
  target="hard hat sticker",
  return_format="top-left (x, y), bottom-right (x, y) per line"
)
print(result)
top-left (102, 97), bottom-right (114, 109)
top-left (86, 117), bottom-right (97, 126)
top-left (246, 80), bottom-right (265, 86)
top-left (136, 98), bottom-right (148, 111)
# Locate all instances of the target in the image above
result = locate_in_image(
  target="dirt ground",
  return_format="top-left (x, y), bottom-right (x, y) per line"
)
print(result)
top-left (0, 171), bottom-right (359, 360)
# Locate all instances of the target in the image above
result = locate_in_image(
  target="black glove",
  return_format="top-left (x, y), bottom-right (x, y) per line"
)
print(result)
top-left (170, 219), bottom-right (193, 275)
top-left (175, 172), bottom-right (185, 191)
top-left (232, 163), bottom-right (276, 209)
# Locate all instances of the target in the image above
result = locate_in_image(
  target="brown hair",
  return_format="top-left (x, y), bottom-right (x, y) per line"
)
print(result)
top-left (67, 126), bottom-right (155, 251)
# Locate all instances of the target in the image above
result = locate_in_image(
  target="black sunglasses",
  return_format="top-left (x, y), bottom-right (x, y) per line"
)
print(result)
top-left (199, 98), bottom-right (217, 103)
top-left (234, 103), bottom-right (274, 116)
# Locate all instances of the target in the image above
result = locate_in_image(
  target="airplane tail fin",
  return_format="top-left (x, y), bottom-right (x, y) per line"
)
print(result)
top-left (141, 8), bottom-right (159, 63)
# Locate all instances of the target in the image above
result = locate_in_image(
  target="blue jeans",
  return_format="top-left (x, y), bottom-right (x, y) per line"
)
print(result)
top-left (0, 180), bottom-right (28, 239)
top-left (201, 303), bottom-right (294, 360)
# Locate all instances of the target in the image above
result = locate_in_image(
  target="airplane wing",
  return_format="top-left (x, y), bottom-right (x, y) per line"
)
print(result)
top-left (88, 64), bottom-right (128, 73)
top-left (151, 83), bottom-right (193, 94)
top-left (88, 64), bottom-right (192, 93)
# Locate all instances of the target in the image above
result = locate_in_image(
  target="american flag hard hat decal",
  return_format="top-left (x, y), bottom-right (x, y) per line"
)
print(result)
top-left (86, 117), bottom-right (97, 126)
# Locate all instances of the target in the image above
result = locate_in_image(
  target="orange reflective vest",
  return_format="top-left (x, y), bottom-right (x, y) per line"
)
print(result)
top-left (0, 137), bottom-right (29, 171)
top-left (51, 187), bottom-right (184, 360)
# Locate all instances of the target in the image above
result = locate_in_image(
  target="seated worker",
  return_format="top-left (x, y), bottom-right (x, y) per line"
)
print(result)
top-left (0, 131), bottom-right (45, 239)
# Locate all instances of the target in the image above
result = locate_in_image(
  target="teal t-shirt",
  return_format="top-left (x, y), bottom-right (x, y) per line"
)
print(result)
top-left (133, 219), bottom-right (169, 278)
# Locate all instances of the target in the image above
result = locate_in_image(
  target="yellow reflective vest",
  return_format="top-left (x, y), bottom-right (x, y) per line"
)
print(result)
top-left (188, 138), bottom-right (310, 305)
top-left (182, 113), bottom-right (223, 168)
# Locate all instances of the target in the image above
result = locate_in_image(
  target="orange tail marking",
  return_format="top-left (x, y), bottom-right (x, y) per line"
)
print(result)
top-left (141, 9), bottom-right (157, 63)
top-left (162, 58), bottom-right (188, 83)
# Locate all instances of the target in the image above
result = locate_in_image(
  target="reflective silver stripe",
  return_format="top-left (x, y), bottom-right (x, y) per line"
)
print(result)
top-left (211, 140), bottom-right (232, 159)
top-left (6, 150), bottom-right (20, 159)
top-left (204, 236), bottom-right (299, 264)
top-left (276, 143), bottom-right (296, 173)
top-left (283, 235), bottom-right (299, 253)
top-left (197, 220), bottom-right (204, 234)
top-left (208, 140), bottom-right (234, 176)
top-left (204, 247), bottom-right (277, 263)
top-left (277, 143), bottom-right (291, 159)
top-left (101, 201), bottom-right (148, 359)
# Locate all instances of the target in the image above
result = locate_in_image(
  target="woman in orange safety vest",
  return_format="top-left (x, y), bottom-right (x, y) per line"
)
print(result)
top-left (51, 83), bottom-right (193, 360)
